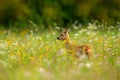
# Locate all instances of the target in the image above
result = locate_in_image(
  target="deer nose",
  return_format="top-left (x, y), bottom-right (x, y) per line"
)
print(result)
top-left (57, 37), bottom-right (59, 39)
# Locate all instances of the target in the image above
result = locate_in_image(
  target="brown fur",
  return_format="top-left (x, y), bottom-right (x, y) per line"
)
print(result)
top-left (57, 28), bottom-right (92, 59)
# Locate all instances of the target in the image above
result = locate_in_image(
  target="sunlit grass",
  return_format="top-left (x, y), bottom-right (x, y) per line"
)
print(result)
top-left (0, 22), bottom-right (120, 80)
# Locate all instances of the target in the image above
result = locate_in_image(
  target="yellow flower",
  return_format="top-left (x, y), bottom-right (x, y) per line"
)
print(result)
top-left (30, 57), bottom-right (35, 61)
top-left (63, 40), bottom-right (67, 43)
top-left (108, 44), bottom-right (112, 47)
top-left (20, 30), bottom-right (29, 36)
top-left (46, 46), bottom-right (49, 49)
top-left (98, 38), bottom-right (103, 43)
top-left (39, 55), bottom-right (43, 60)
top-left (7, 39), bottom-right (13, 45)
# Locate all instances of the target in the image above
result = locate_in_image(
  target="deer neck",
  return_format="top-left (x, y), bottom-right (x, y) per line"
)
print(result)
top-left (64, 38), bottom-right (72, 49)
top-left (64, 37), bottom-right (70, 44)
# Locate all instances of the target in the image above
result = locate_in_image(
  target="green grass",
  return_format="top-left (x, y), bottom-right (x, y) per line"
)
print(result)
top-left (0, 24), bottom-right (120, 80)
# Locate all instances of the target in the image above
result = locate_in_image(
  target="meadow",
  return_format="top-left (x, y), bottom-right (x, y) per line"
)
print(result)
top-left (0, 22), bottom-right (120, 80)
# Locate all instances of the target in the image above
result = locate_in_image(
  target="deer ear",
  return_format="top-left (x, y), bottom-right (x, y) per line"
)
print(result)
top-left (64, 28), bottom-right (68, 32)
top-left (62, 28), bottom-right (68, 32)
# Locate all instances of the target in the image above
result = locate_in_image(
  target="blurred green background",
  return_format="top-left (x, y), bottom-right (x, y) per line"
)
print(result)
top-left (0, 0), bottom-right (120, 28)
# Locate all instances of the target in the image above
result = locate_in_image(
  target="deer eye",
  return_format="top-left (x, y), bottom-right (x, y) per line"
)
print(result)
top-left (64, 32), bottom-right (66, 33)
top-left (61, 34), bottom-right (63, 36)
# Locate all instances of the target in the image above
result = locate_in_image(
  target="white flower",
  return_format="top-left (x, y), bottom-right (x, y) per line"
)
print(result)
top-left (24, 71), bottom-right (31, 77)
top-left (74, 33), bottom-right (79, 37)
top-left (85, 63), bottom-right (91, 68)
top-left (38, 67), bottom-right (54, 79)
top-left (57, 48), bottom-right (65, 56)
top-left (13, 42), bottom-right (19, 46)
top-left (52, 32), bottom-right (56, 35)
top-left (78, 63), bottom-right (85, 69)
top-left (86, 32), bottom-right (90, 35)
top-left (55, 26), bottom-right (60, 30)
top-left (73, 25), bottom-right (78, 29)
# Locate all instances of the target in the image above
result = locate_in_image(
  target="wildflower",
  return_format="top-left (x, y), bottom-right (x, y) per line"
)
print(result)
top-left (108, 44), bottom-right (112, 47)
top-left (24, 71), bottom-right (31, 77)
top-left (20, 30), bottom-right (29, 36)
top-left (38, 67), bottom-right (54, 79)
top-left (98, 38), bottom-right (103, 43)
top-left (39, 55), bottom-right (43, 60)
top-left (46, 46), bottom-right (49, 51)
top-left (116, 57), bottom-right (120, 67)
top-left (52, 32), bottom-right (56, 35)
top-left (79, 54), bottom-right (87, 61)
top-left (7, 39), bottom-right (13, 45)
top-left (74, 33), bottom-right (79, 37)
top-left (30, 57), bottom-right (35, 61)
top-left (119, 28), bottom-right (120, 31)
top-left (88, 24), bottom-right (94, 30)
top-left (57, 48), bottom-right (65, 56)
top-left (94, 26), bottom-right (98, 30)
top-left (86, 32), bottom-right (90, 35)
top-left (55, 26), bottom-right (60, 30)
top-left (73, 25), bottom-right (78, 30)
top-left (85, 63), bottom-right (91, 68)
top-left (39, 67), bottom-right (45, 73)
top-left (46, 34), bottom-right (50, 38)
top-left (78, 63), bottom-right (84, 69)
top-left (13, 42), bottom-right (19, 46)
